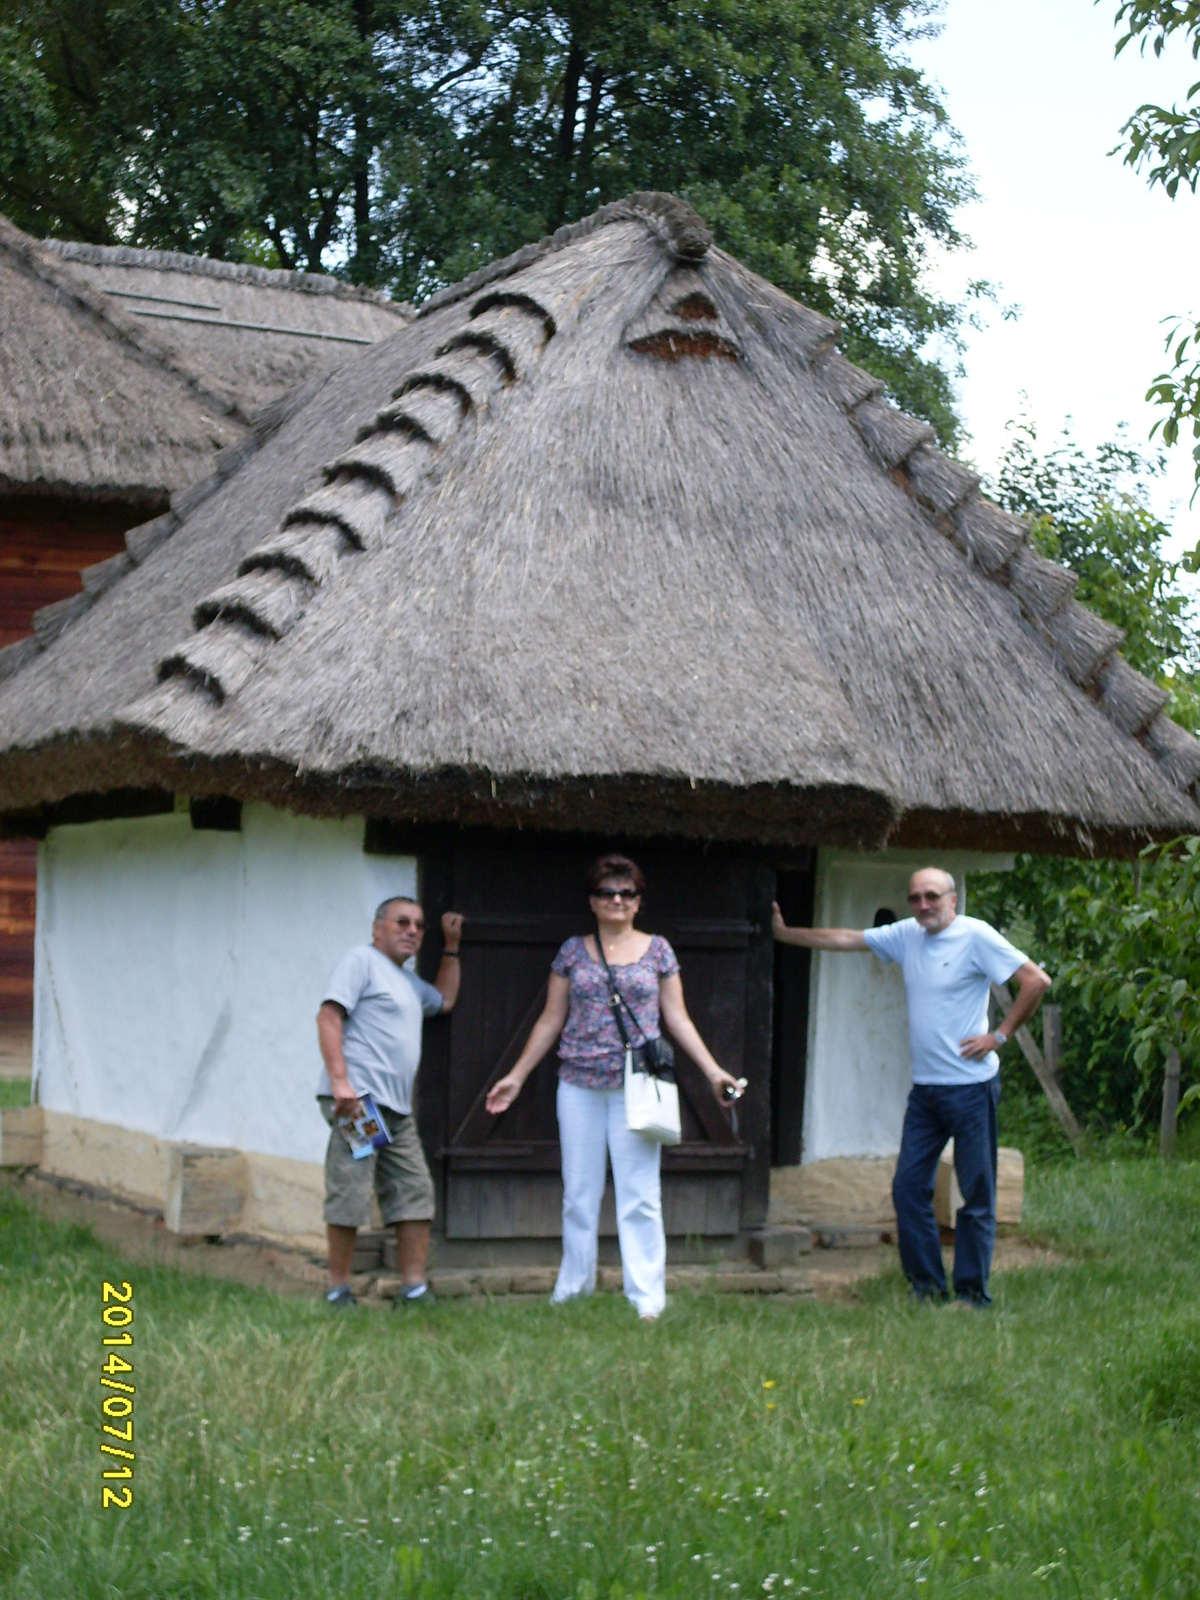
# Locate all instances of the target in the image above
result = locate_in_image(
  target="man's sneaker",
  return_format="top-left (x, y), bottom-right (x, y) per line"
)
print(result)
top-left (325, 1285), bottom-right (357, 1309)
top-left (393, 1282), bottom-right (437, 1310)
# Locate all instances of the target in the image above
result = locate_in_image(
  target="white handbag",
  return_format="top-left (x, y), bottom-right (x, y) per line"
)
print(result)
top-left (594, 932), bottom-right (683, 1146)
top-left (623, 1049), bottom-right (682, 1146)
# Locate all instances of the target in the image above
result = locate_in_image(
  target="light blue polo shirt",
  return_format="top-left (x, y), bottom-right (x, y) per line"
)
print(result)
top-left (862, 915), bottom-right (1027, 1085)
top-left (317, 945), bottom-right (444, 1113)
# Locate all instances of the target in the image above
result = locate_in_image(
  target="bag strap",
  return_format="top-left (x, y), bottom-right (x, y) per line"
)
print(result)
top-left (592, 933), bottom-right (648, 1047)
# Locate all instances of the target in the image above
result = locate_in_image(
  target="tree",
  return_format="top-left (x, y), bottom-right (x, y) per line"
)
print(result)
top-left (0, 0), bottom-right (980, 440)
top-left (0, 0), bottom-right (472, 273)
top-left (1113, 1), bottom-right (1200, 488)
top-left (390, 0), bottom-right (981, 437)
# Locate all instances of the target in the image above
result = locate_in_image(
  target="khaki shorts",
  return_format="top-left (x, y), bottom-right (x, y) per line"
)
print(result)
top-left (318, 1097), bottom-right (435, 1228)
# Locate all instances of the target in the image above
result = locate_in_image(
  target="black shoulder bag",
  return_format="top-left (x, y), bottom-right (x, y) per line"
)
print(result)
top-left (593, 935), bottom-right (676, 1081)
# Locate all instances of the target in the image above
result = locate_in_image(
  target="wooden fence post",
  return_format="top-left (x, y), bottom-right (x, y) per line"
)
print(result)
top-left (991, 982), bottom-right (1085, 1154)
top-left (1160, 1047), bottom-right (1182, 1159)
top-left (1042, 1004), bottom-right (1063, 1085)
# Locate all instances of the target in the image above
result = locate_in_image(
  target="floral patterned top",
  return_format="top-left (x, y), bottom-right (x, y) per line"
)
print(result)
top-left (552, 934), bottom-right (681, 1090)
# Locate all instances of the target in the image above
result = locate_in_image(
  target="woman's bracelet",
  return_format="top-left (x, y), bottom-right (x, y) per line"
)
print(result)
top-left (441, 950), bottom-right (461, 959)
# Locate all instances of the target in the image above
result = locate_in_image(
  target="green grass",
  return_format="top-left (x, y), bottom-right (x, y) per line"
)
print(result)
top-left (0, 1078), bottom-right (32, 1109)
top-left (2, 1161), bottom-right (1199, 1599)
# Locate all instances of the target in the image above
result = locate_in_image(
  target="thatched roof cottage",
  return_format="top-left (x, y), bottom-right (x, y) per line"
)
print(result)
top-left (2, 193), bottom-right (1196, 1253)
top-left (0, 212), bottom-right (406, 1046)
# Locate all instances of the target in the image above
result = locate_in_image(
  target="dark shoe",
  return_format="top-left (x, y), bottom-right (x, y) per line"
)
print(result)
top-left (325, 1285), bottom-right (357, 1309)
top-left (908, 1284), bottom-right (949, 1305)
top-left (393, 1282), bottom-right (437, 1309)
top-left (953, 1292), bottom-right (990, 1310)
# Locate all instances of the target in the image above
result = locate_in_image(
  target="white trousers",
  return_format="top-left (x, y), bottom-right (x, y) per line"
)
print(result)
top-left (553, 1079), bottom-right (666, 1318)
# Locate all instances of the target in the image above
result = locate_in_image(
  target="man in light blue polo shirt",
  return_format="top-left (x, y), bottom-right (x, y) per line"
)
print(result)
top-left (773, 867), bottom-right (1051, 1306)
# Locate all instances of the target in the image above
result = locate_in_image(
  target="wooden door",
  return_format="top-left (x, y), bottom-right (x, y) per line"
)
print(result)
top-left (367, 826), bottom-right (775, 1239)
top-left (770, 865), bottom-right (816, 1166)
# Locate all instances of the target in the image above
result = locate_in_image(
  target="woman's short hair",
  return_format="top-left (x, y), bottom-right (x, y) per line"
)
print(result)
top-left (585, 853), bottom-right (646, 895)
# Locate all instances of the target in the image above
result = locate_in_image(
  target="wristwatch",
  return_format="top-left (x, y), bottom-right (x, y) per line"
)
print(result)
top-left (993, 1029), bottom-right (1008, 1048)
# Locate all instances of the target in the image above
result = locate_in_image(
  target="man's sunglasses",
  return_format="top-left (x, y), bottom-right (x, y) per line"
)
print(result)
top-left (388, 916), bottom-right (425, 930)
top-left (591, 887), bottom-right (641, 901)
top-left (907, 890), bottom-right (951, 906)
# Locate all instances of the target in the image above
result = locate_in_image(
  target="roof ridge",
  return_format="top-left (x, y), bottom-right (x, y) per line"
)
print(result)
top-left (815, 351), bottom-right (1200, 804)
top-left (416, 191), bottom-right (711, 320)
top-left (122, 289), bottom-right (558, 726)
top-left (0, 210), bottom-right (253, 426)
top-left (44, 237), bottom-right (409, 308)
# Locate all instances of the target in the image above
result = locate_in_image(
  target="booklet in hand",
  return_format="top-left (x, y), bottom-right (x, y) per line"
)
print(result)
top-left (336, 1092), bottom-right (392, 1161)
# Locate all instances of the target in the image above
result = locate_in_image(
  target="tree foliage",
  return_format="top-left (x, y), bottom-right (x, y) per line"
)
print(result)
top-left (0, 0), bottom-right (980, 438)
top-left (1112, 1), bottom-right (1200, 486)
top-left (1058, 838), bottom-right (1200, 1114)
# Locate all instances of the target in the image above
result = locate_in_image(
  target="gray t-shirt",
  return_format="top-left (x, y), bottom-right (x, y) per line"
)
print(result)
top-left (317, 945), bottom-right (444, 1113)
top-left (862, 915), bottom-right (1026, 1085)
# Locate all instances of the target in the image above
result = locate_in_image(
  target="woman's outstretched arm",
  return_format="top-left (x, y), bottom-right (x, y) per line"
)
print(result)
top-left (658, 974), bottom-right (740, 1102)
top-left (485, 973), bottom-right (571, 1114)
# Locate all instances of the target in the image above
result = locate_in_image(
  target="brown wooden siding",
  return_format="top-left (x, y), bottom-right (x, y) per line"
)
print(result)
top-left (0, 494), bottom-right (150, 1021)
top-left (0, 841), bottom-right (36, 1025)
top-left (1, 495), bottom-right (151, 646)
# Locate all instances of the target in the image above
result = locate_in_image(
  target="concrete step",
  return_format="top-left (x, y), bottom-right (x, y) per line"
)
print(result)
top-left (369, 1264), bottom-right (814, 1301)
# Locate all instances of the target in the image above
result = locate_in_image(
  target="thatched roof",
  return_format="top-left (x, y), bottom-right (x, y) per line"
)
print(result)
top-left (0, 211), bottom-right (410, 506)
top-left (0, 212), bottom-right (247, 503)
top-left (46, 239), bottom-right (410, 415)
top-left (1, 192), bottom-right (1198, 855)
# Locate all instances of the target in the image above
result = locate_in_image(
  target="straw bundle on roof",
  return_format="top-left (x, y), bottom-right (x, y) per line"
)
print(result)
top-left (1, 194), bottom-right (1198, 856)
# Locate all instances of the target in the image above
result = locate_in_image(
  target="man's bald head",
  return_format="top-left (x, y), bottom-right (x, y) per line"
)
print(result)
top-left (907, 867), bottom-right (958, 932)
top-left (909, 867), bottom-right (955, 897)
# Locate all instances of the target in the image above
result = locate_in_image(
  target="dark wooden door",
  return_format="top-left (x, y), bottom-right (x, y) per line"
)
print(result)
top-left (770, 866), bottom-right (816, 1166)
top-left (368, 826), bottom-right (775, 1239)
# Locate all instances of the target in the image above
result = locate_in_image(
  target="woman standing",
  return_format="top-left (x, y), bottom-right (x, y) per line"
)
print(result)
top-left (485, 854), bottom-right (739, 1319)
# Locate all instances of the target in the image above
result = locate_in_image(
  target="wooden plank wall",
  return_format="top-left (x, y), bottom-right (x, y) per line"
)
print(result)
top-left (0, 841), bottom-right (36, 1026)
top-left (0, 495), bottom-right (149, 1024)
top-left (1, 495), bottom-right (147, 646)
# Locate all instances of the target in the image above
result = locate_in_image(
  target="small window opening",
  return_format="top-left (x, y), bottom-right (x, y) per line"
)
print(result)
top-left (671, 291), bottom-right (719, 322)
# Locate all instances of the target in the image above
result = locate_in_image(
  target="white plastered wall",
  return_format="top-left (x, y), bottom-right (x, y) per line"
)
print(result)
top-left (33, 804), bottom-right (416, 1164)
top-left (800, 847), bottom-right (1014, 1163)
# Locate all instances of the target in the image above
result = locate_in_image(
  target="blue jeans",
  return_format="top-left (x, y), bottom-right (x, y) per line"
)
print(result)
top-left (892, 1077), bottom-right (1000, 1304)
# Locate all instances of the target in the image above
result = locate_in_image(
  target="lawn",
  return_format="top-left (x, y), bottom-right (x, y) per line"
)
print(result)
top-left (1, 1160), bottom-right (1198, 1600)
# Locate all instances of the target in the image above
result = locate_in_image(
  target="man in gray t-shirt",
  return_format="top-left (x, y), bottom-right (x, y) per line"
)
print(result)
top-left (317, 896), bottom-right (462, 1309)
top-left (773, 867), bottom-right (1051, 1307)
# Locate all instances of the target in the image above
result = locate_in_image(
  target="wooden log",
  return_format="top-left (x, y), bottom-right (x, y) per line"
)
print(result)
top-left (1160, 1047), bottom-right (1182, 1159)
top-left (165, 1145), bottom-right (248, 1235)
top-left (934, 1142), bottom-right (1024, 1228)
top-left (992, 982), bottom-right (1084, 1154)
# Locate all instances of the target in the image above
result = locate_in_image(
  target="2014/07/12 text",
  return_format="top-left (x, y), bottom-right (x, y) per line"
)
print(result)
top-left (100, 1280), bottom-right (135, 1508)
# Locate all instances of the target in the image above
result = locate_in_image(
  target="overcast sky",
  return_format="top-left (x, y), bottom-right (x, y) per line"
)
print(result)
top-left (908, 0), bottom-right (1200, 554)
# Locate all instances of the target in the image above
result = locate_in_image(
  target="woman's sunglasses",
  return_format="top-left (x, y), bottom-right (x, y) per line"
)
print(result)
top-left (591, 887), bottom-right (641, 901)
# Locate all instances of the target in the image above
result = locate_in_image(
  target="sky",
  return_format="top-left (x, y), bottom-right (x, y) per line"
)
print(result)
top-left (907, 0), bottom-right (1200, 556)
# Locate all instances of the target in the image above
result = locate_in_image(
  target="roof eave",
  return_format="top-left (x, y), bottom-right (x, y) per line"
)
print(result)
top-left (4, 733), bottom-right (1195, 858)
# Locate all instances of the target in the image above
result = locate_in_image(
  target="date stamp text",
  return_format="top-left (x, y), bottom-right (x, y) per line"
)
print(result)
top-left (100, 1280), bottom-right (135, 1508)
